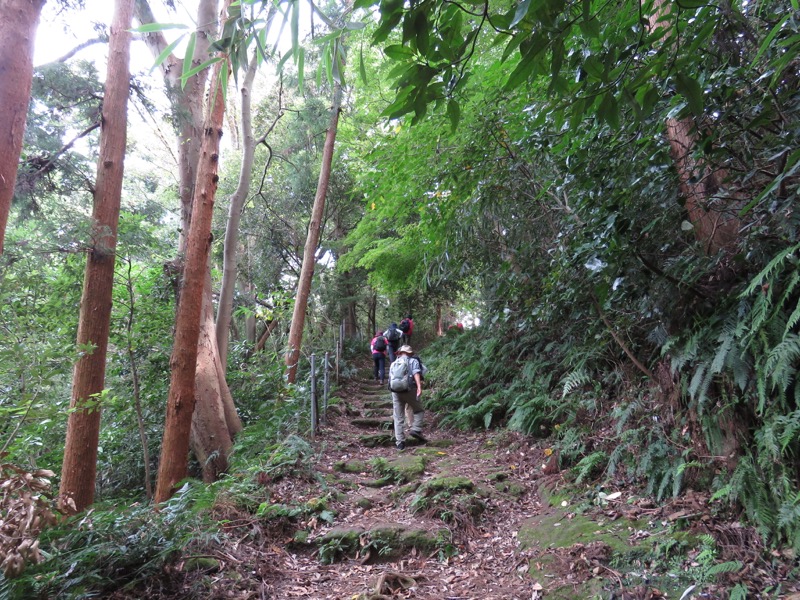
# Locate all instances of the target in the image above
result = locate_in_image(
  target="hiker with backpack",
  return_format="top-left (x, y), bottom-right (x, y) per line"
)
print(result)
top-left (399, 314), bottom-right (414, 345)
top-left (388, 345), bottom-right (427, 451)
top-left (383, 322), bottom-right (402, 363)
top-left (370, 331), bottom-right (388, 385)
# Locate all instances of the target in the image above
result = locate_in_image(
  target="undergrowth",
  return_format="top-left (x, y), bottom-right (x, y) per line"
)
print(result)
top-left (424, 256), bottom-right (800, 555)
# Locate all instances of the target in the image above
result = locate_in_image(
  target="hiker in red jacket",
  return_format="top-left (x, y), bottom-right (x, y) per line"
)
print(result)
top-left (370, 331), bottom-right (388, 384)
top-left (399, 314), bottom-right (414, 345)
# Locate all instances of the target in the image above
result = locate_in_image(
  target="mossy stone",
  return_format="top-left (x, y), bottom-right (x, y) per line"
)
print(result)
top-left (495, 480), bottom-right (525, 498)
top-left (183, 557), bottom-right (220, 571)
top-left (318, 526), bottom-right (364, 546)
top-left (416, 447), bottom-right (449, 458)
top-left (518, 510), bottom-right (632, 554)
top-left (389, 481), bottom-right (421, 500)
top-left (427, 439), bottom-right (455, 448)
top-left (292, 530), bottom-right (310, 544)
top-left (366, 523), bottom-right (445, 558)
top-left (334, 459), bottom-right (370, 474)
top-left (359, 433), bottom-right (394, 448)
top-left (417, 475), bottom-right (474, 494)
top-left (488, 471), bottom-right (508, 482)
top-left (380, 454), bottom-right (426, 482)
top-left (363, 476), bottom-right (394, 488)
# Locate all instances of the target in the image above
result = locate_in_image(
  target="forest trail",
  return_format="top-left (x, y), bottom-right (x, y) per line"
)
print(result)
top-left (151, 364), bottom-right (798, 600)
top-left (251, 364), bottom-right (729, 600)
top-left (261, 366), bottom-right (550, 599)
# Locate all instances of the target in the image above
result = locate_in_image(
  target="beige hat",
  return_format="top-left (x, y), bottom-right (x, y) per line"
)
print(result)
top-left (397, 345), bottom-right (413, 355)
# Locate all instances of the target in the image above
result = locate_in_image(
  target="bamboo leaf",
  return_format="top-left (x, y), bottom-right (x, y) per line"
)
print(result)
top-left (183, 32), bottom-right (197, 81)
top-left (446, 98), bottom-right (460, 132)
top-left (359, 44), bottom-right (368, 84)
top-left (150, 37), bottom-right (182, 73)
top-left (180, 56), bottom-right (223, 88)
top-left (384, 44), bottom-right (414, 59)
top-left (298, 47), bottom-right (305, 95)
top-left (131, 23), bottom-right (189, 33)
top-left (291, 0), bottom-right (300, 52)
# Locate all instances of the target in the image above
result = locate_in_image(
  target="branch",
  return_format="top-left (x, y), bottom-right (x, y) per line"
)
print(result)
top-left (35, 36), bottom-right (108, 68)
top-left (593, 296), bottom-right (655, 381)
top-left (25, 121), bottom-right (101, 179)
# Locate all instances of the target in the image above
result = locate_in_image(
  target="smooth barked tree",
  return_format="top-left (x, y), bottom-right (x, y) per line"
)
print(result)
top-left (58, 0), bottom-right (134, 514)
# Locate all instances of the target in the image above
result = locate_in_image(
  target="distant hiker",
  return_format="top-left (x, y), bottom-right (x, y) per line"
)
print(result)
top-left (399, 314), bottom-right (414, 345)
top-left (371, 331), bottom-right (388, 385)
top-left (388, 345), bottom-right (426, 451)
top-left (383, 322), bottom-right (402, 362)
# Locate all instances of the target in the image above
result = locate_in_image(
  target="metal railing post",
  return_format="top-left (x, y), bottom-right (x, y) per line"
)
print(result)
top-left (310, 353), bottom-right (318, 437)
top-left (323, 351), bottom-right (330, 423)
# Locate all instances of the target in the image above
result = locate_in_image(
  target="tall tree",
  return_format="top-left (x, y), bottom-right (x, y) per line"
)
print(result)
top-left (135, 0), bottom-right (242, 483)
top-left (215, 3), bottom-right (280, 369)
top-left (58, 0), bottom-right (134, 514)
top-left (154, 0), bottom-right (234, 503)
top-left (285, 81), bottom-right (343, 383)
top-left (0, 0), bottom-right (46, 255)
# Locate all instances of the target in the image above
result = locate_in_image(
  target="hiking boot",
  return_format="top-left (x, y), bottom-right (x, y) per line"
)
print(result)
top-left (409, 431), bottom-right (428, 444)
top-left (379, 379), bottom-right (384, 385)
top-left (396, 441), bottom-right (405, 451)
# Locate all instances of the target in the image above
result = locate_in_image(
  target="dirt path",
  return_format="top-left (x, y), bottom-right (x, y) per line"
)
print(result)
top-left (203, 367), bottom-right (796, 600)
top-left (261, 370), bottom-right (549, 599)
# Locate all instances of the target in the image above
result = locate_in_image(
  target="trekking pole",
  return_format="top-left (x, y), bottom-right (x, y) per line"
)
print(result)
top-left (310, 353), bottom-right (318, 437)
top-left (323, 351), bottom-right (330, 424)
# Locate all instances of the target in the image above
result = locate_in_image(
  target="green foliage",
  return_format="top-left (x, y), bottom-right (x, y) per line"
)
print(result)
top-left (573, 451), bottom-right (608, 485)
top-left (8, 483), bottom-right (220, 599)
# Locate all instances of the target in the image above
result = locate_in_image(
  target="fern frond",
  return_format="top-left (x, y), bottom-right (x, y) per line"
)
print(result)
top-left (574, 451), bottom-right (607, 484)
top-left (741, 241), bottom-right (800, 297)
top-left (710, 328), bottom-right (734, 375)
top-left (729, 583), bottom-right (748, 600)
top-left (706, 560), bottom-right (743, 577)
top-left (765, 334), bottom-right (800, 392)
top-left (561, 368), bottom-right (591, 398)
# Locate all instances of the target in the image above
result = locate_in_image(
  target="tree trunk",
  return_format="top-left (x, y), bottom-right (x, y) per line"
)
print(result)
top-left (137, 0), bottom-right (241, 490)
top-left (192, 272), bottom-right (240, 482)
top-left (0, 0), bottom-right (45, 255)
top-left (368, 293), bottom-right (376, 338)
top-left (215, 51), bottom-right (260, 371)
top-left (435, 304), bottom-right (443, 336)
top-left (648, 2), bottom-right (740, 254)
top-left (58, 0), bottom-right (133, 514)
top-left (134, 0), bottom-right (217, 253)
top-left (342, 274), bottom-right (358, 338)
top-left (664, 118), bottom-right (740, 253)
top-left (285, 83), bottom-right (343, 383)
top-left (154, 25), bottom-right (231, 503)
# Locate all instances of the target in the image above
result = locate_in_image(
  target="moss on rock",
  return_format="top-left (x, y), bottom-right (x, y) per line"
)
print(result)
top-left (333, 459), bottom-right (370, 474)
top-left (359, 433), bottom-right (394, 448)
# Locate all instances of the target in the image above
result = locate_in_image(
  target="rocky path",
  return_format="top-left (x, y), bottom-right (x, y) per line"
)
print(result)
top-left (262, 371), bottom-right (550, 599)
top-left (210, 368), bottom-right (796, 600)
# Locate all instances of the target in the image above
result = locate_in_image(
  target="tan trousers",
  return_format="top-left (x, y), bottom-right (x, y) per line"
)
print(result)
top-left (392, 389), bottom-right (423, 443)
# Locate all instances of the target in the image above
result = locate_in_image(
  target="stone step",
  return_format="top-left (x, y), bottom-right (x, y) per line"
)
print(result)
top-left (363, 400), bottom-right (392, 410)
top-left (314, 522), bottom-right (448, 564)
top-left (359, 433), bottom-right (394, 447)
top-left (351, 418), bottom-right (393, 429)
top-left (363, 408), bottom-right (392, 418)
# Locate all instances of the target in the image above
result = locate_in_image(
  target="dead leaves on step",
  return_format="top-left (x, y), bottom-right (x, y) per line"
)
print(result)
top-left (354, 569), bottom-right (418, 600)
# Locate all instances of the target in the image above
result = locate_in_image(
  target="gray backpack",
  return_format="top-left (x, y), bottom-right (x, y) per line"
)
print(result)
top-left (388, 355), bottom-right (411, 392)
